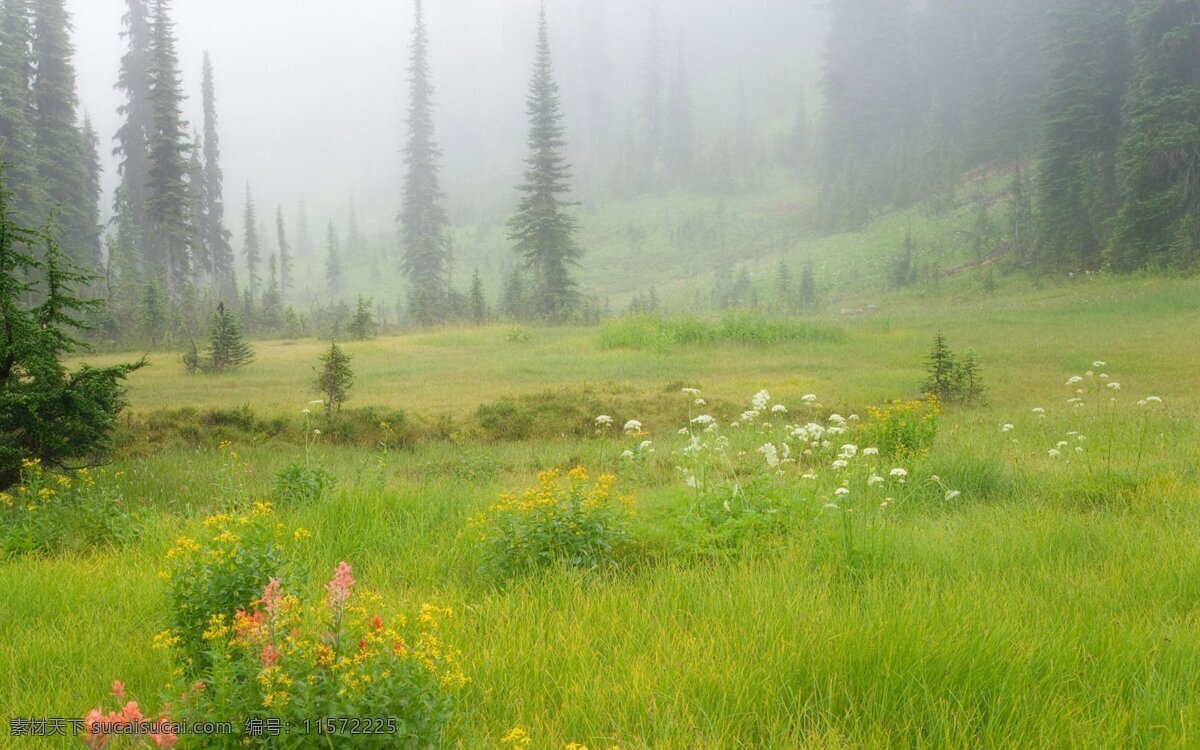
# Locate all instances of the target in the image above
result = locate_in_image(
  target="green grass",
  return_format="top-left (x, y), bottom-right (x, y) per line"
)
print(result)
top-left (7, 274), bottom-right (1200, 748)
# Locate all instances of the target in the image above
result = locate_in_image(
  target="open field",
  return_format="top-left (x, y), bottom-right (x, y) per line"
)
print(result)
top-left (5, 275), bottom-right (1200, 748)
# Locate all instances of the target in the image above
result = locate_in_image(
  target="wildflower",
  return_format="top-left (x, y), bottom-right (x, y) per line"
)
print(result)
top-left (881, 498), bottom-right (893, 508)
top-left (802, 473), bottom-right (817, 480)
top-left (681, 387), bottom-right (701, 396)
top-left (302, 409), bottom-right (311, 415)
top-left (1066, 376), bottom-right (1083, 386)
top-left (889, 468), bottom-right (908, 478)
top-left (840, 444), bottom-right (858, 457)
top-left (502, 727), bottom-right (532, 749)
top-left (623, 419), bottom-right (642, 434)
top-left (828, 413), bottom-right (845, 424)
top-left (945, 490), bottom-right (961, 500)
top-left (313, 428), bottom-right (322, 435)
top-left (1031, 407), bottom-right (1045, 415)
top-left (759, 443), bottom-right (781, 468)
top-left (326, 562), bottom-right (355, 610)
top-left (695, 398), bottom-right (707, 406)
top-left (832, 459), bottom-right (849, 470)
top-left (823, 503), bottom-right (839, 510)
top-left (691, 415), bottom-right (716, 427)
top-left (1106, 382), bottom-right (1120, 391)
top-left (293, 527), bottom-right (312, 542)
top-left (1001, 423), bottom-right (1015, 432)
top-left (1093, 361), bottom-right (1106, 368)
top-left (834, 487), bottom-right (850, 496)
top-left (868, 474), bottom-right (884, 486)
top-left (752, 390), bottom-right (771, 410)
top-left (594, 415), bottom-right (613, 427)
top-left (862, 447), bottom-right (879, 456)
top-left (802, 394), bottom-right (818, 403)
top-left (309, 400), bottom-right (324, 406)
top-left (638, 440), bottom-right (653, 453)
top-left (1145, 395), bottom-right (1162, 404)
top-left (771, 404), bottom-right (787, 414)
top-left (1048, 449), bottom-right (1061, 458)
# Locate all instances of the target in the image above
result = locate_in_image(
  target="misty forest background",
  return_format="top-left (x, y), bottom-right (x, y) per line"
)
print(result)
top-left (1, 0), bottom-right (1198, 349)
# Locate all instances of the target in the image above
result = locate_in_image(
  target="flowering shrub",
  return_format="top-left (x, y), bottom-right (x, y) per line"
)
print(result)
top-left (162, 501), bottom-right (303, 670)
top-left (82, 681), bottom-right (176, 748)
top-left (0, 459), bottom-right (139, 558)
top-left (169, 563), bottom-right (463, 748)
top-left (472, 468), bottom-right (634, 577)
top-left (862, 397), bottom-right (940, 457)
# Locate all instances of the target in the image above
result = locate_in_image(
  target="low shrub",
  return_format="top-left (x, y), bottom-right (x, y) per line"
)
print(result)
top-left (273, 460), bottom-right (335, 505)
top-left (471, 467), bottom-right (634, 578)
top-left (0, 460), bottom-right (140, 558)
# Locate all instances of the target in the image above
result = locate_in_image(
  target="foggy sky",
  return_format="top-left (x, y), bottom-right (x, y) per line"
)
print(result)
top-left (70, 0), bottom-right (824, 245)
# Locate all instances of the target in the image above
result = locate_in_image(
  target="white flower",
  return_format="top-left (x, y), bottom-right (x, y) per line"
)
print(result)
top-left (623, 419), bottom-right (643, 433)
top-left (771, 404), bottom-right (787, 414)
top-left (832, 459), bottom-right (849, 470)
top-left (752, 390), bottom-right (771, 410)
top-left (1075, 446), bottom-right (1084, 453)
top-left (691, 415), bottom-right (716, 427)
top-left (944, 490), bottom-right (961, 501)
top-left (802, 394), bottom-right (818, 403)
top-left (595, 415), bottom-right (613, 426)
top-left (302, 408), bottom-right (311, 415)
top-left (694, 398), bottom-right (707, 406)
top-left (1145, 395), bottom-right (1162, 404)
top-left (1032, 407), bottom-right (1046, 415)
top-left (862, 447), bottom-right (879, 456)
top-left (828, 413), bottom-right (845, 424)
top-left (1048, 449), bottom-right (1061, 458)
top-left (1099, 373), bottom-right (1110, 380)
top-left (313, 429), bottom-right (322, 436)
top-left (1001, 423), bottom-right (1015, 432)
top-left (802, 473), bottom-right (818, 480)
top-left (678, 427), bottom-right (689, 435)
top-left (1106, 382), bottom-right (1120, 391)
top-left (1066, 376), bottom-right (1083, 386)
top-left (681, 387), bottom-right (701, 396)
top-left (868, 474), bottom-right (884, 486)
top-left (638, 440), bottom-right (653, 452)
top-left (848, 414), bottom-right (860, 422)
top-left (834, 487), bottom-right (850, 496)
top-left (880, 498), bottom-right (893, 508)
top-left (308, 400), bottom-right (324, 406)
top-left (759, 443), bottom-right (781, 468)
top-left (1056, 440), bottom-right (1068, 448)
top-left (823, 503), bottom-right (839, 510)
top-left (889, 468), bottom-right (908, 478)
top-left (840, 444), bottom-right (858, 457)
top-left (1093, 361), bottom-right (1106, 368)
top-left (621, 450), bottom-right (635, 460)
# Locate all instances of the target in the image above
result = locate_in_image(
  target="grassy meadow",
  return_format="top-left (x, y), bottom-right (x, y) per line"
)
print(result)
top-left (4, 274), bottom-right (1200, 748)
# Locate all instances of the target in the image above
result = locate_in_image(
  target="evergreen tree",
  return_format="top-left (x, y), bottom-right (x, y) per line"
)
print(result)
top-left (241, 185), bottom-right (259, 300)
top-left (1111, 0), bottom-right (1200, 270)
top-left (798, 261), bottom-right (817, 311)
top-left (0, 0), bottom-right (43, 224)
top-left (399, 0), bottom-right (449, 325)
top-left (201, 51), bottom-right (234, 300)
top-left (185, 131), bottom-right (208, 279)
top-left (345, 193), bottom-right (362, 261)
top-left (204, 301), bottom-right (252, 372)
top-left (275, 205), bottom-right (291, 295)
top-left (295, 198), bottom-right (311, 258)
top-left (259, 253), bottom-right (282, 331)
top-left (507, 6), bottom-right (582, 323)
top-left (31, 0), bottom-right (94, 268)
top-left (1036, 0), bottom-right (1132, 269)
top-left (468, 268), bottom-right (486, 325)
top-left (112, 0), bottom-right (153, 265)
top-left (314, 340), bottom-right (353, 417)
top-left (139, 275), bottom-right (165, 346)
top-left (144, 0), bottom-right (191, 296)
top-left (663, 37), bottom-right (693, 181)
top-left (324, 221), bottom-right (341, 298)
top-left (348, 295), bottom-right (376, 340)
top-left (79, 114), bottom-right (101, 270)
top-left (0, 169), bottom-right (144, 488)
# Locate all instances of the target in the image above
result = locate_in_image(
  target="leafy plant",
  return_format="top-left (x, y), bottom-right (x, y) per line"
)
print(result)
top-left (922, 332), bottom-right (985, 404)
top-left (273, 460), bottom-right (334, 506)
top-left (315, 341), bottom-right (354, 416)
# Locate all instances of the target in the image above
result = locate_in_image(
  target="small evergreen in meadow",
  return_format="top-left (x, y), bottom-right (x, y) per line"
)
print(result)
top-left (348, 295), bottom-right (377, 340)
top-left (315, 340), bottom-right (353, 416)
top-left (204, 303), bottom-right (254, 372)
top-left (922, 332), bottom-right (985, 404)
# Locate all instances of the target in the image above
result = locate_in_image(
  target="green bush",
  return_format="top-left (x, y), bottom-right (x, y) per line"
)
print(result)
top-left (273, 459), bottom-right (335, 505)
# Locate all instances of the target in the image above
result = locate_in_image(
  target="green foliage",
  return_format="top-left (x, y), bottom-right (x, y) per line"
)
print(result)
top-left (471, 467), bottom-right (632, 578)
top-left (0, 178), bottom-right (144, 489)
top-left (348, 295), bottom-right (377, 340)
top-left (863, 397), bottom-right (941, 458)
top-left (922, 332), bottom-right (986, 404)
top-left (0, 460), bottom-right (139, 558)
top-left (273, 459), bottom-right (334, 506)
top-left (599, 311), bottom-right (845, 352)
top-left (315, 341), bottom-right (353, 416)
top-left (203, 304), bottom-right (254, 372)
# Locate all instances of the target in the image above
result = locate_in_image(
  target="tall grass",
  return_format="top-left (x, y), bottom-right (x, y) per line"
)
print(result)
top-left (599, 311), bottom-right (846, 352)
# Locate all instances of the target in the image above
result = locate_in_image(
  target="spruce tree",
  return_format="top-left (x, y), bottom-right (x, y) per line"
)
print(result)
top-left (345, 193), bottom-right (362, 261)
top-left (468, 268), bottom-right (486, 325)
top-left (139, 275), bottom-right (165, 346)
top-left (201, 51), bottom-right (234, 300)
top-left (79, 115), bottom-right (101, 271)
top-left (241, 186), bottom-right (259, 300)
top-left (399, 0), bottom-right (449, 325)
top-left (204, 301), bottom-right (253, 372)
top-left (314, 340), bottom-right (352, 417)
top-left (295, 198), bottom-right (311, 258)
top-left (0, 0), bottom-right (43, 224)
top-left (259, 253), bottom-right (282, 332)
top-left (275, 205), bottom-right (291, 295)
top-left (113, 0), bottom-right (153, 265)
top-left (185, 131), bottom-right (208, 279)
top-left (798, 261), bottom-right (817, 311)
top-left (31, 0), bottom-right (93, 268)
top-left (348, 295), bottom-right (376, 340)
top-left (324, 221), bottom-right (341, 298)
top-left (1111, 0), bottom-right (1200, 270)
top-left (507, 6), bottom-right (582, 323)
top-left (144, 0), bottom-right (191, 296)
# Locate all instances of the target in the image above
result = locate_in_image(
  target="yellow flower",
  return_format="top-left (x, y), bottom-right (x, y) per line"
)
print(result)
top-left (252, 501), bottom-right (273, 517)
top-left (501, 727), bottom-right (532, 749)
top-left (292, 528), bottom-right (312, 542)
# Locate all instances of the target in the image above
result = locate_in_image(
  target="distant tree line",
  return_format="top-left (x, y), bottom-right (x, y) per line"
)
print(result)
top-left (821, 0), bottom-right (1200, 272)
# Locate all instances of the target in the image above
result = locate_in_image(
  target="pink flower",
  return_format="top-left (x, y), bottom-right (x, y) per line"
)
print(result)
top-left (82, 709), bottom-right (108, 749)
top-left (260, 642), bottom-right (280, 667)
top-left (151, 726), bottom-right (179, 749)
top-left (259, 578), bottom-right (283, 617)
top-left (325, 562), bottom-right (355, 610)
top-left (109, 681), bottom-right (124, 699)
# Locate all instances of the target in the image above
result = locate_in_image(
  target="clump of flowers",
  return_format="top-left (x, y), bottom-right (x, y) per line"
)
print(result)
top-left (862, 397), bottom-right (940, 457)
top-left (471, 467), bottom-right (634, 578)
top-left (162, 501), bottom-right (302, 670)
top-left (0, 459), bottom-right (139, 558)
top-left (81, 681), bottom-right (177, 748)
top-left (169, 563), bottom-right (463, 747)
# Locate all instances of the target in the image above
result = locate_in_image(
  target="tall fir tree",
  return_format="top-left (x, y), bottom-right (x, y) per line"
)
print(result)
top-left (201, 51), bottom-right (234, 300)
top-left (345, 193), bottom-right (363, 261)
top-left (399, 0), bottom-right (449, 325)
top-left (31, 0), bottom-right (94, 268)
top-left (144, 0), bottom-right (191, 296)
top-left (1111, 0), bottom-right (1200, 270)
top-left (241, 185), bottom-right (259, 301)
top-left (185, 131), bottom-right (208, 279)
top-left (468, 267), bottom-right (486, 325)
top-left (79, 114), bottom-right (101, 271)
top-left (325, 221), bottom-right (341, 298)
top-left (507, 5), bottom-right (582, 323)
top-left (112, 0), bottom-right (153, 264)
top-left (295, 198), bottom-right (311, 258)
top-left (0, 0), bottom-right (43, 224)
top-left (275, 205), bottom-right (292, 295)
